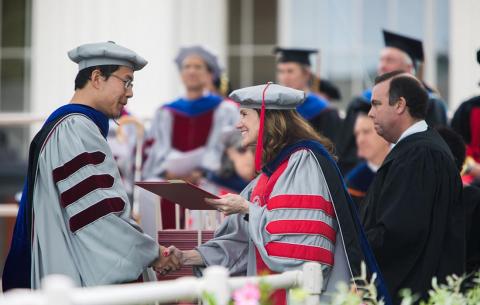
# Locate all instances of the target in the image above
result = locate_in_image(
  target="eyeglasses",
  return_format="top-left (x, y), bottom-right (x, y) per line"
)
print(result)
top-left (110, 74), bottom-right (133, 89)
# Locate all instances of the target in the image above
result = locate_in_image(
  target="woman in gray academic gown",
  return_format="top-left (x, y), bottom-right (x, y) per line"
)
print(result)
top-left (160, 83), bottom-right (392, 305)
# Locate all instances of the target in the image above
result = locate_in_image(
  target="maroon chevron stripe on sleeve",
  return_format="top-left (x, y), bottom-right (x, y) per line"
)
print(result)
top-left (52, 151), bottom-right (106, 183)
top-left (69, 197), bottom-right (125, 233)
top-left (60, 174), bottom-right (114, 207)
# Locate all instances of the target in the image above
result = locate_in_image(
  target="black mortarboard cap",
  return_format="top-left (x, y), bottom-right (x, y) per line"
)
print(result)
top-left (383, 30), bottom-right (424, 63)
top-left (477, 49), bottom-right (480, 64)
top-left (273, 47), bottom-right (318, 66)
top-left (319, 79), bottom-right (342, 100)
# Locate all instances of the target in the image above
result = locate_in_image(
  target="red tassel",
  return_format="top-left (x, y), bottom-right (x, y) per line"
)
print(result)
top-left (255, 82), bottom-right (272, 172)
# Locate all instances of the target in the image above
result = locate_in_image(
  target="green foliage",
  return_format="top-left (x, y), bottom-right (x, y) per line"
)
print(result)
top-left (258, 280), bottom-right (273, 305)
top-left (202, 291), bottom-right (218, 305)
top-left (202, 266), bottom-right (480, 305)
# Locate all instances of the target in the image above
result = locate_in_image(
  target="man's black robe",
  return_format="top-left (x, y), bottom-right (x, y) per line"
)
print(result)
top-left (464, 185), bottom-right (480, 274)
top-left (362, 128), bottom-right (465, 304)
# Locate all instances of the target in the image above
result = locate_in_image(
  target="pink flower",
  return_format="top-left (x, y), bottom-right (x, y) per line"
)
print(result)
top-left (233, 283), bottom-right (261, 305)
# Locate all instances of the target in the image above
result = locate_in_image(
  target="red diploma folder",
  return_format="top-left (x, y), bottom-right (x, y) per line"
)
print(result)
top-left (135, 180), bottom-right (219, 210)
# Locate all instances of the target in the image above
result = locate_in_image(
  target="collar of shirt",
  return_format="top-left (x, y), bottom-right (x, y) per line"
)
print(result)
top-left (392, 120), bottom-right (428, 147)
top-left (367, 161), bottom-right (380, 172)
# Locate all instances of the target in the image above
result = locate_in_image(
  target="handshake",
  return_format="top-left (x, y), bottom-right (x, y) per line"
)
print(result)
top-left (153, 245), bottom-right (184, 276)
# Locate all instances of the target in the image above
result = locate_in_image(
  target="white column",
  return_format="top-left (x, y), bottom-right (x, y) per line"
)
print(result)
top-left (30, 0), bottom-right (227, 123)
top-left (277, 0), bottom-right (293, 47)
top-left (449, 0), bottom-right (480, 112)
top-left (423, 0), bottom-right (437, 87)
top-left (351, 0), bottom-right (364, 97)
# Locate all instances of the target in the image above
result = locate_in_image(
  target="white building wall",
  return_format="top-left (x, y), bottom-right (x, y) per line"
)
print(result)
top-left (30, 0), bottom-right (227, 120)
top-left (449, 0), bottom-right (480, 112)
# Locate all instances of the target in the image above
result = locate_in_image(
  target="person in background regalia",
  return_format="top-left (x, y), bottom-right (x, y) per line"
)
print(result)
top-left (344, 102), bottom-right (390, 210)
top-left (451, 49), bottom-right (480, 187)
top-left (337, 30), bottom-right (447, 174)
top-left (274, 47), bottom-right (342, 144)
top-left (141, 46), bottom-right (239, 229)
top-left (317, 79), bottom-right (342, 103)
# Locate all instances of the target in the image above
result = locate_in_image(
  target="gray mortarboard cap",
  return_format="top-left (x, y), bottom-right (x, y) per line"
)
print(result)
top-left (68, 41), bottom-right (148, 71)
top-left (229, 83), bottom-right (305, 109)
top-left (383, 30), bottom-right (424, 64)
top-left (175, 45), bottom-right (222, 80)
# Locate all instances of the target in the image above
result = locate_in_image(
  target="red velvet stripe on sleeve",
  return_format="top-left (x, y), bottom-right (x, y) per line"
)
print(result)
top-left (60, 174), bottom-right (114, 207)
top-left (52, 151), bottom-right (106, 183)
top-left (267, 194), bottom-right (335, 218)
top-left (266, 220), bottom-right (336, 243)
top-left (265, 242), bottom-right (334, 266)
top-left (69, 197), bottom-right (125, 233)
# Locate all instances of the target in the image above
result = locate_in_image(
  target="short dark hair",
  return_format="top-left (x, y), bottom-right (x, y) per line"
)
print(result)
top-left (374, 70), bottom-right (428, 119)
top-left (74, 65), bottom-right (120, 90)
top-left (354, 99), bottom-right (371, 116)
top-left (435, 126), bottom-right (466, 171)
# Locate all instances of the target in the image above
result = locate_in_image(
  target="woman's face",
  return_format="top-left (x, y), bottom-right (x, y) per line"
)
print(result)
top-left (236, 108), bottom-right (260, 147)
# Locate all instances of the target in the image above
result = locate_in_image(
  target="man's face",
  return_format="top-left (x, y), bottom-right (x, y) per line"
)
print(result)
top-left (97, 66), bottom-right (133, 119)
top-left (368, 80), bottom-right (398, 143)
top-left (180, 55), bottom-right (211, 91)
top-left (276, 62), bottom-right (310, 90)
top-left (354, 114), bottom-right (390, 162)
top-left (377, 47), bottom-right (412, 75)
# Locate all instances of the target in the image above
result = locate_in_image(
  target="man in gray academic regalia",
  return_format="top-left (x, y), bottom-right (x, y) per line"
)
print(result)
top-left (2, 41), bottom-right (180, 291)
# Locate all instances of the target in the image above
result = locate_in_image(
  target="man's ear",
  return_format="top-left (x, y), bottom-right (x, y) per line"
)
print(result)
top-left (90, 69), bottom-right (103, 89)
top-left (302, 65), bottom-right (311, 78)
top-left (396, 97), bottom-right (407, 114)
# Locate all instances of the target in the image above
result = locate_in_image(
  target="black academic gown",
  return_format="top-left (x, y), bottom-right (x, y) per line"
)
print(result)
top-left (362, 128), bottom-right (465, 304)
top-left (425, 95), bottom-right (447, 127)
top-left (451, 96), bottom-right (480, 147)
top-left (336, 97), bottom-right (369, 174)
top-left (309, 107), bottom-right (342, 144)
top-left (464, 185), bottom-right (480, 274)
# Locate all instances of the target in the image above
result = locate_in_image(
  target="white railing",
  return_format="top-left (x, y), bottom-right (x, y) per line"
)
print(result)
top-left (0, 263), bottom-right (323, 305)
top-left (0, 113), bottom-right (46, 126)
top-left (0, 204), bottom-right (18, 217)
top-left (0, 113), bottom-right (154, 126)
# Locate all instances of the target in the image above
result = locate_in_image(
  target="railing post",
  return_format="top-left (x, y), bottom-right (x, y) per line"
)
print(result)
top-left (300, 262), bottom-right (323, 305)
top-left (42, 274), bottom-right (74, 305)
top-left (201, 266), bottom-right (230, 305)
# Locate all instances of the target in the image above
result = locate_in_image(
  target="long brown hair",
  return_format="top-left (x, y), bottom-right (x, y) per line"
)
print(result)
top-left (257, 109), bottom-right (336, 164)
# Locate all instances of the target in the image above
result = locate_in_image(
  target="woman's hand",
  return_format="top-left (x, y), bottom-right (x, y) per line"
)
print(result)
top-left (205, 193), bottom-right (249, 216)
top-left (153, 245), bottom-right (182, 276)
